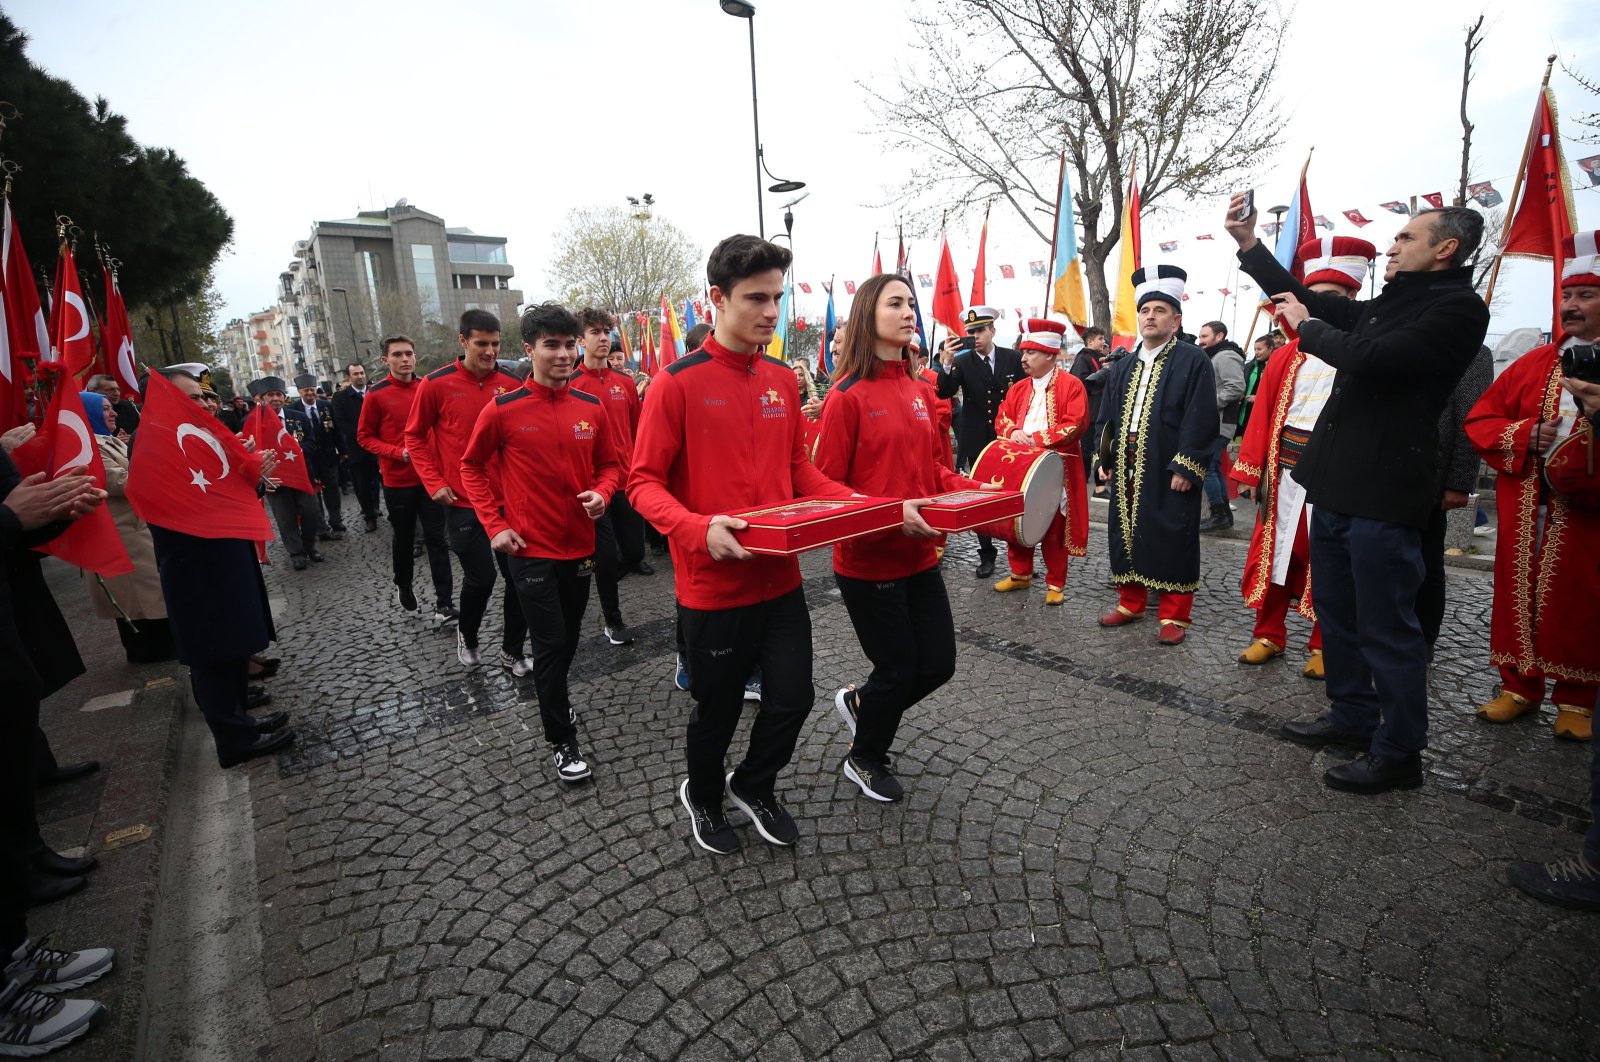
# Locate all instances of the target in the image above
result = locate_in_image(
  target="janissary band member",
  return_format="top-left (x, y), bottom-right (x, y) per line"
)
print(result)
top-left (460, 304), bottom-right (622, 781)
top-left (813, 273), bottom-right (980, 803)
top-left (1230, 236), bottom-right (1377, 679)
top-left (1093, 265), bottom-right (1220, 644)
top-left (1464, 231), bottom-right (1600, 742)
top-left (989, 318), bottom-right (1091, 605)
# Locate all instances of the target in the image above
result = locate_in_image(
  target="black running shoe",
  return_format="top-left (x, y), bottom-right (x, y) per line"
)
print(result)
top-left (603, 623), bottom-right (633, 646)
top-left (395, 585), bottom-right (419, 613)
top-left (725, 772), bottom-right (799, 846)
top-left (679, 780), bottom-right (740, 854)
top-left (552, 742), bottom-right (592, 783)
top-left (843, 754), bottom-right (904, 803)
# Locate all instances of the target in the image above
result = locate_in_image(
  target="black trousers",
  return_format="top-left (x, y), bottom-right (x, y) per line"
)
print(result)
top-left (189, 660), bottom-right (264, 764)
top-left (310, 456), bottom-right (344, 530)
top-left (508, 556), bottom-right (592, 746)
top-left (593, 510), bottom-right (624, 627)
top-left (681, 587), bottom-right (813, 807)
top-left (610, 490), bottom-right (646, 569)
top-left (267, 487), bottom-right (322, 557)
top-left (117, 616), bottom-right (176, 663)
top-left (350, 457), bottom-right (381, 520)
top-left (956, 431), bottom-right (998, 558)
top-left (0, 637), bottom-right (42, 953)
top-left (1416, 504), bottom-right (1449, 649)
top-left (835, 566), bottom-right (957, 763)
top-left (385, 485), bottom-right (453, 606)
top-left (446, 507), bottom-right (527, 654)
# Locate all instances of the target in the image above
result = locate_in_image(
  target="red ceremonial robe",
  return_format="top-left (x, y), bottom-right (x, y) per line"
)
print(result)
top-left (993, 367), bottom-right (1091, 558)
top-left (1229, 340), bottom-right (1315, 621)
top-left (917, 366), bottom-right (955, 471)
top-left (1464, 342), bottom-right (1600, 700)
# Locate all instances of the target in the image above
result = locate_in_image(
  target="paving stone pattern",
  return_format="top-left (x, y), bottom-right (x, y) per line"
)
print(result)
top-left (245, 521), bottom-right (1600, 1061)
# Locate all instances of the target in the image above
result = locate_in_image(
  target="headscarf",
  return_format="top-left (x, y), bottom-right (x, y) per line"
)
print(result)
top-left (80, 391), bottom-right (113, 436)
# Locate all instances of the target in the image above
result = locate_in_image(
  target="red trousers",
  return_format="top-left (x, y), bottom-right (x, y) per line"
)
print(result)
top-left (1499, 665), bottom-right (1597, 710)
top-left (1252, 545), bottom-right (1322, 650)
top-left (1117, 583), bottom-right (1194, 626)
top-left (1007, 513), bottom-right (1069, 588)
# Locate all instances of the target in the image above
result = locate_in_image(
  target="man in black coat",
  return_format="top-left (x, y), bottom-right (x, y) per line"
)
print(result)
top-left (1228, 198), bottom-right (1490, 795)
top-left (1068, 327), bottom-right (1110, 492)
top-left (290, 374), bottom-right (345, 540)
top-left (936, 306), bottom-right (1025, 577)
top-left (252, 377), bottom-right (324, 571)
top-left (330, 362), bottom-right (381, 532)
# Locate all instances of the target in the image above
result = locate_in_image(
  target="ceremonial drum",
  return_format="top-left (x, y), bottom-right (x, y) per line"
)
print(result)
top-left (970, 440), bottom-right (1063, 548)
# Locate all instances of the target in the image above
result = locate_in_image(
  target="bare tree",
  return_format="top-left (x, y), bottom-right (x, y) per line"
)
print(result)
top-left (867, 0), bottom-right (1289, 328)
top-left (547, 207), bottom-right (702, 340)
top-left (1456, 14), bottom-right (1485, 207)
top-left (370, 282), bottom-right (455, 371)
top-left (1560, 59), bottom-right (1600, 146)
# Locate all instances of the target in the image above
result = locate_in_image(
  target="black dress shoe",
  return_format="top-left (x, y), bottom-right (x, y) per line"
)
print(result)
top-left (292, 556), bottom-right (308, 571)
top-left (1281, 715), bottom-right (1373, 749)
top-left (218, 729), bottom-right (296, 769)
top-left (364, 517), bottom-right (378, 532)
top-left (32, 847), bottom-right (98, 877)
top-left (253, 711), bottom-right (291, 734)
top-left (248, 659), bottom-right (281, 680)
top-left (36, 760), bottom-right (100, 788)
top-left (308, 551), bottom-right (325, 563)
top-left (633, 559), bottom-right (655, 576)
top-left (1323, 752), bottom-right (1424, 794)
top-left (246, 690), bottom-right (273, 709)
top-left (25, 871), bottom-right (86, 908)
top-left (975, 556), bottom-right (996, 579)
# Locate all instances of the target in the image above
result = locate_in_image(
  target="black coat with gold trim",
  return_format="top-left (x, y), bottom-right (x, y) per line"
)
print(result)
top-left (1092, 338), bottom-right (1219, 592)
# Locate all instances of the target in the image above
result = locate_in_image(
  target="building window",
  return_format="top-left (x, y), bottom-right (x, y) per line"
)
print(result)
top-left (412, 244), bottom-right (441, 321)
top-left (363, 251), bottom-right (382, 331)
top-left (447, 241), bottom-right (508, 265)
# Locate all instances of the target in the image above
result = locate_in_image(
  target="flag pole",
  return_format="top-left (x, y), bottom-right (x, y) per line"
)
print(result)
top-left (1045, 150), bottom-right (1067, 311)
top-left (1483, 54), bottom-right (1558, 311)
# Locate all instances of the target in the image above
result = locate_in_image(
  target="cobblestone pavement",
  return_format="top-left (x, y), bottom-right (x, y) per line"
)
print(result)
top-left (244, 518), bottom-right (1600, 1062)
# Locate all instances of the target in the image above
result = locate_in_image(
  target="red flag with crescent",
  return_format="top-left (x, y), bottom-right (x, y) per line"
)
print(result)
top-left (11, 368), bottom-right (133, 577)
top-left (243, 402), bottom-right (314, 493)
top-left (99, 261), bottom-right (140, 400)
top-left (127, 371), bottom-right (271, 540)
top-left (48, 241), bottom-right (96, 375)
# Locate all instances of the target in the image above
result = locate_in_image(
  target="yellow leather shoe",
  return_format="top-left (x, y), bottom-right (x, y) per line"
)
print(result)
top-left (1237, 639), bottom-right (1283, 665)
top-left (1476, 690), bottom-right (1535, 724)
top-left (993, 574), bottom-right (1032, 593)
top-left (1302, 651), bottom-right (1325, 681)
top-left (1045, 587), bottom-right (1064, 606)
top-left (1554, 704), bottom-right (1593, 742)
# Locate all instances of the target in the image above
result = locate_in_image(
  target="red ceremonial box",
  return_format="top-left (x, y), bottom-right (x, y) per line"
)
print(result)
top-left (919, 488), bottom-right (1026, 535)
top-left (731, 496), bottom-right (904, 556)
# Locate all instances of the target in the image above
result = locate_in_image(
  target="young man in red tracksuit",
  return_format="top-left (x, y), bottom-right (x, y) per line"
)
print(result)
top-left (357, 334), bottom-right (455, 624)
top-left (460, 304), bottom-right (621, 782)
top-left (632, 235), bottom-right (922, 855)
top-left (570, 308), bottom-right (648, 647)
top-left (404, 310), bottom-right (530, 671)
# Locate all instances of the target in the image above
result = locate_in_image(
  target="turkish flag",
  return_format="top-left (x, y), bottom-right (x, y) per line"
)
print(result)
top-left (99, 262), bottom-right (140, 400)
top-left (932, 233), bottom-right (965, 335)
top-left (1421, 192), bottom-right (1445, 209)
top-left (1343, 209), bottom-right (1372, 228)
top-left (798, 282), bottom-right (812, 294)
top-left (127, 371), bottom-right (272, 540)
top-left (999, 264), bottom-right (1014, 279)
top-left (3, 195), bottom-right (48, 371)
top-left (844, 280), bottom-right (857, 295)
top-left (969, 214), bottom-right (988, 305)
top-left (0, 216), bottom-right (21, 431)
top-left (48, 242), bottom-right (96, 375)
top-left (12, 369), bottom-right (133, 577)
top-left (1503, 86), bottom-right (1577, 333)
top-left (243, 402), bottom-right (314, 493)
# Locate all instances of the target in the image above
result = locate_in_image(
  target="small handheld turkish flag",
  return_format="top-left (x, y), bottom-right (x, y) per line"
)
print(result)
top-left (127, 372), bottom-right (272, 540)
top-left (12, 369), bottom-right (133, 577)
top-left (244, 403), bottom-right (314, 493)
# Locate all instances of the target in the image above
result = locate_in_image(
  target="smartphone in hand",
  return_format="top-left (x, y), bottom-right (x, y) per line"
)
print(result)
top-left (1235, 190), bottom-right (1254, 223)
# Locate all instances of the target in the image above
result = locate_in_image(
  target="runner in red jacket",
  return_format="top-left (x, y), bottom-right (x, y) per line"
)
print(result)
top-left (461, 304), bottom-right (621, 782)
top-left (356, 335), bottom-right (454, 622)
top-left (813, 274), bottom-right (981, 803)
top-left (403, 311), bottom-right (528, 672)
top-left (631, 235), bottom-right (872, 855)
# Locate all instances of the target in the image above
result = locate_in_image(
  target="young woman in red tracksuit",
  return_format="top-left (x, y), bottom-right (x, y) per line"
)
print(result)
top-left (812, 273), bottom-right (987, 803)
top-left (460, 304), bottom-right (621, 784)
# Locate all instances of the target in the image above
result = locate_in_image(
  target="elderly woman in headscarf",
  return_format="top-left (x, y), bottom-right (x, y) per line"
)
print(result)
top-left (80, 390), bottom-right (174, 663)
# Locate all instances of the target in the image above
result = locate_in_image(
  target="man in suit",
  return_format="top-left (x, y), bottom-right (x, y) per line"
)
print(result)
top-left (330, 362), bottom-right (381, 532)
top-left (252, 377), bottom-right (325, 571)
top-left (1228, 197), bottom-right (1490, 795)
top-left (936, 306), bottom-right (1024, 578)
top-left (291, 374), bottom-right (345, 540)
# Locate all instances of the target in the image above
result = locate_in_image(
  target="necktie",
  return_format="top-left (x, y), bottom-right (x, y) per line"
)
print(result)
top-left (304, 404), bottom-right (316, 439)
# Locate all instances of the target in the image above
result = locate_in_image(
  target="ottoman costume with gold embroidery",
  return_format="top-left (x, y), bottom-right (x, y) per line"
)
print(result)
top-left (1229, 237), bottom-right (1377, 678)
top-left (1092, 265), bottom-right (1219, 640)
top-left (989, 319), bottom-right (1090, 604)
top-left (1463, 232), bottom-right (1600, 742)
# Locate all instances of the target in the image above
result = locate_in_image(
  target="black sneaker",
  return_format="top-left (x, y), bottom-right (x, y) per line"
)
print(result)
top-left (1508, 853), bottom-right (1600, 911)
top-left (394, 585), bottom-right (419, 613)
top-left (843, 754), bottom-right (904, 803)
top-left (552, 742), bottom-right (592, 783)
top-left (725, 772), bottom-right (799, 846)
top-left (432, 603), bottom-right (460, 626)
top-left (603, 623), bottom-right (633, 646)
top-left (679, 780), bottom-right (740, 855)
top-left (0, 978), bottom-right (102, 1055)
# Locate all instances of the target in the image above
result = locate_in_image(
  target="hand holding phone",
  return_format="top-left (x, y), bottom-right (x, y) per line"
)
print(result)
top-left (1235, 189), bottom-right (1255, 223)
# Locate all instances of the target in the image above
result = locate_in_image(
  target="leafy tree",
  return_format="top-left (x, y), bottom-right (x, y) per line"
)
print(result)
top-left (547, 207), bottom-right (701, 341)
top-left (867, 0), bottom-right (1289, 329)
top-left (127, 269), bottom-right (225, 367)
top-left (0, 15), bottom-right (233, 308)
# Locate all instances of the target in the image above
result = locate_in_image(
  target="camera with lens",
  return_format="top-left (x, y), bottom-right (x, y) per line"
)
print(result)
top-left (1561, 343), bottom-right (1600, 384)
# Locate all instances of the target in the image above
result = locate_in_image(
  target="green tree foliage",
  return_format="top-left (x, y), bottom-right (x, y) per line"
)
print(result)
top-left (0, 15), bottom-right (233, 308)
top-left (547, 207), bottom-right (701, 341)
top-left (127, 269), bottom-right (225, 368)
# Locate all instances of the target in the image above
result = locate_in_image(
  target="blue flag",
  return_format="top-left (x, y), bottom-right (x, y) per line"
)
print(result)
top-left (822, 284), bottom-right (837, 376)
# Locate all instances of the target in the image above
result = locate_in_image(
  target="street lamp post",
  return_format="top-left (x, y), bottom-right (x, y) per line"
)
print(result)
top-left (719, 0), bottom-right (805, 239)
top-left (330, 286), bottom-right (361, 360)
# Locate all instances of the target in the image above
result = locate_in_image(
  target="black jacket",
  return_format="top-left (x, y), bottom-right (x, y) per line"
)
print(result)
top-left (291, 397), bottom-right (340, 466)
top-left (1438, 345), bottom-right (1493, 496)
top-left (935, 345), bottom-right (1025, 463)
top-left (0, 450), bottom-right (82, 699)
top-left (1236, 242), bottom-right (1490, 528)
top-left (330, 386), bottom-right (373, 463)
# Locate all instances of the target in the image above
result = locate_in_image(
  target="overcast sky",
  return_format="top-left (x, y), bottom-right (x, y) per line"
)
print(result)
top-left (8, 0), bottom-right (1600, 347)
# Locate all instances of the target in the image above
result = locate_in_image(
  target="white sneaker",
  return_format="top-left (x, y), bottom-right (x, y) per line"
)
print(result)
top-left (0, 979), bottom-right (102, 1056)
top-left (499, 651), bottom-right (532, 677)
top-left (456, 632), bottom-right (481, 666)
top-left (1472, 524), bottom-right (1493, 537)
top-left (834, 687), bottom-right (858, 736)
top-left (552, 742), bottom-right (592, 782)
top-left (4, 940), bottom-right (114, 994)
